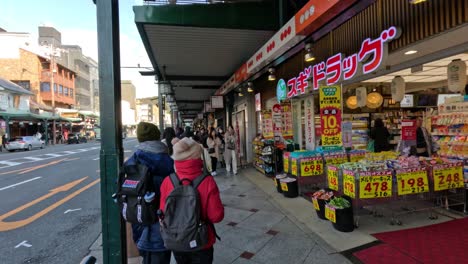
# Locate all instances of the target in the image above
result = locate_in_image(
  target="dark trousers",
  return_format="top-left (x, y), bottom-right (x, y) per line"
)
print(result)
top-left (211, 157), bottom-right (218, 172)
top-left (142, 250), bottom-right (171, 264)
top-left (173, 247), bottom-right (214, 264)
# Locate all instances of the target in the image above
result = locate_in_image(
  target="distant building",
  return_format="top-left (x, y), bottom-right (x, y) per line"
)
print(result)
top-left (136, 97), bottom-right (158, 123)
top-left (121, 80), bottom-right (137, 126)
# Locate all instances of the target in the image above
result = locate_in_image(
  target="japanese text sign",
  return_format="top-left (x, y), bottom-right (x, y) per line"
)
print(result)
top-left (291, 158), bottom-right (298, 176)
top-left (320, 85), bottom-right (342, 147)
top-left (262, 110), bottom-right (274, 139)
top-left (327, 165), bottom-right (339, 191)
top-left (300, 156), bottom-right (323, 176)
top-left (343, 170), bottom-right (356, 198)
top-left (396, 167), bottom-right (429, 195)
top-left (401, 120), bottom-right (416, 141)
top-left (285, 27), bottom-right (399, 99)
top-left (433, 163), bottom-right (464, 191)
top-left (281, 102), bottom-right (293, 138)
top-left (359, 171), bottom-right (393, 199)
top-left (325, 204), bottom-right (336, 223)
top-left (304, 96), bottom-right (315, 150)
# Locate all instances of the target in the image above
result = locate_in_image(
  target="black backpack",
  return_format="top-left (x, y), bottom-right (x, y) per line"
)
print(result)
top-left (160, 173), bottom-right (210, 252)
top-left (116, 159), bottom-right (157, 225)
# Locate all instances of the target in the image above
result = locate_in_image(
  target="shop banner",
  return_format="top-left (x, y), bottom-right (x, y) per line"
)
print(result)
top-left (262, 110), bottom-right (273, 139)
top-left (343, 170), bottom-right (356, 198)
top-left (319, 85), bottom-right (342, 147)
top-left (272, 104), bottom-right (282, 143)
top-left (359, 171), bottom-right (393, 199)
top-left (432, 162), bottom-right (464, 191)
top-left (396, 167), bottom-right (429, 195)
top-left (305, 96), bottom-right (315, 150)
top-left (401, 119), bottom-right (416, 141)
top-left (327, 165), bottom-right (339, 191)
top-left (281, 102), bottom-right (293, 138)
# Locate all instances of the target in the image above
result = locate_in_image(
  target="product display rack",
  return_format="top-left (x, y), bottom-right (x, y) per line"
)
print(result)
top-left (432, 112), bottom-right (468, 159)
top-left (343, 113), bottom-right (369, 150)
top-left (253, 140), bottom-right (276, 176)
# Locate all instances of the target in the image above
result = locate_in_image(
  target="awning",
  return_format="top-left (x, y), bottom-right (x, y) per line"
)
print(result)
top-left (0, 77), bottom-right (34, 95)
top-left (134, 1), bottom-right (279, 116)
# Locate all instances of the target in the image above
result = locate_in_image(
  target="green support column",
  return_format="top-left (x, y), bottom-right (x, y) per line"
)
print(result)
top-left (96, 0), bottom-right (126, 263)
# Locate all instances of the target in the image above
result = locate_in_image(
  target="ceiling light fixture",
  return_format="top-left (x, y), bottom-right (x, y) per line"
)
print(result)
top-left (268, 68), bottom-right (276, 81)
top-left (404, 50), bottom-right (418, 55)
top-left (304, 43), bottom-right (315, 62)
top-left (409, 0), bottom-right (427, 4)
top-left (247, 82), bottom-right (254, 93)
top-left (238, 92), bottom-right (244, 97)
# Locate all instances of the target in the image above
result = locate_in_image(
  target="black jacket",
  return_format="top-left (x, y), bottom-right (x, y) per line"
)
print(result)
top-left (370, 127), bottom-right (390, 152)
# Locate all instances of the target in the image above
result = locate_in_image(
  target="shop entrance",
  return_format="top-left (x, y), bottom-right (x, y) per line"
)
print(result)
top-left (233, 110), bottom-right (246, 166)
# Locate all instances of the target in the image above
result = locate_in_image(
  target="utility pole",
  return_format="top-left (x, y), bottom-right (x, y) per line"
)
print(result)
top-left (49, 44), bottom-right (57, 145)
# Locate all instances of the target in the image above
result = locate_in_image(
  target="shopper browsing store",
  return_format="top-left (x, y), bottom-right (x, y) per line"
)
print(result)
top-left (370, 118), bottom-right (390, 153)
top-left (415, 117), bottom-right (437, 157)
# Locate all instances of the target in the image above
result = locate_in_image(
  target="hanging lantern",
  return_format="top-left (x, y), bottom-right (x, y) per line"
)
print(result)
top-left (447, 59), bottom-right (467, 92)
top-left (391, 76), bottom-right (405, 102)
top-left (346, 96), bottom-right (358, 109)
top-left (355, 87), bottom-right (367, 107)
top-left (366, 92), bottom-right (384, 109)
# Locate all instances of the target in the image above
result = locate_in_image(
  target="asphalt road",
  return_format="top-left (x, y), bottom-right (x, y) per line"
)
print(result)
top-left (0, 138), bottom-right (138, 264)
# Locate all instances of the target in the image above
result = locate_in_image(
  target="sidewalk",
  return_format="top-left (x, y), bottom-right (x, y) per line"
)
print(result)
top-left (87, 167), bottom-right (351, 264)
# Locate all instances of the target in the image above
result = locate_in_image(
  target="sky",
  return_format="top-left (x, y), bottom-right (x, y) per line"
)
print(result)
top-left (0, 0), bottom-right (156, 99)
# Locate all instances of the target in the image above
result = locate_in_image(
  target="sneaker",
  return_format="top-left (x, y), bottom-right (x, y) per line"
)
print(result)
top-left (211, 171), bottom-right (217, 176)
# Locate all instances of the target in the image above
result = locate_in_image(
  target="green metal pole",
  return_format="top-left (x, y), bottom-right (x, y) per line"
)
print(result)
top-left (96, 0), bottom-right (126, 263)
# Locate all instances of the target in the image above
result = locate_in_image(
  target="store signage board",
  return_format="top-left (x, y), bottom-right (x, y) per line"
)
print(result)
top-left (319, 85), bottom-right (342, 147)
top-left (276, 79), bottom-right (287, 102)
top-left (255, 93), bottom-right (261, 112)
top-left (401, 119), bottom-right (416, 141)
top-left (204, 102), bottom-right (214, 113)
top-left (272, 104), bottom-right (283, 144)
top-left (359, 171), bottom-right (393, 199)
top-left (281, 102), bottom-right (293, 138)
top-left (432, 162), bottom-right (464, 191)
top-left (286, 27), bottom-right (399, 99)
top-left (396, 167), bottom-right (429, 195)
top-left (262, 110), bottom-right (274, 139)
top-left (210, 96), bottom-right (224, 109)
top-left (400, 94), bottom-right (414, 108)
top-left (304, 96), bottom-right (315, 150)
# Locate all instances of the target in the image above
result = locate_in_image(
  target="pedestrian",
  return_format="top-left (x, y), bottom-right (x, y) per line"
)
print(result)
top-left (159, 137), bottom-right (224, 264)
top-left (224, 125), bottom-right (238, 175)
top-left (415, 117), bottom-right (437, 157)
top-left (161, 127), bottom-right (176, 155)
top-left (124, 122), bottom-right (174, 264)
top-left (216, 127), bottom-right (225, 168)
top-left (35, 131), bottom-right (42, 140)
top-left (206, 128), bottom-right (221, 176)
top-left (181, 126), bottom-right (193, 139)
top-left (370, 118), bottom-right (390, 153)
top-left (1, 134), bottom-right (6, 149)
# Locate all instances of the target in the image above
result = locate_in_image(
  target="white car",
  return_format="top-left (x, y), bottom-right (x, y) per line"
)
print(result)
top-left (5, 136), bottom-right (45, 152)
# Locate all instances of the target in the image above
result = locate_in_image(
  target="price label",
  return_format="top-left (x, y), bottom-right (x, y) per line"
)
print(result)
top-left (300, 158), bottom-right (323, 176)
top-left (312, 197), bottom-right (320, 210)
top-left (283, 156), bottom-right (289, 173)
top-left (433, 164), bottom-right (464, 191)
top-left (325, 205), bottom-right (336, 223)
top-left (291, 158), bottom-right (298, 176)
top-left (343, 171), bottom-right (356, 198)
top-left (274, 178), bottom-right (278, 187)
top-left (350, 154), bottom-right (365, 163)
top-left (325, 155), bottom-right (348, 165)
top-left (359, 174), bottom-right (393, 199)
top-left (327, 166), bottom-right (339, 191)
top-left (280, 182), bottom-right (289, 192)
top-left (396, 168), bottom-right (429, 195)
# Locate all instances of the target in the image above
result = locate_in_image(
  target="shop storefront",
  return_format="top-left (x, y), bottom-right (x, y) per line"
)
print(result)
top-left (219, 0), bottom-right (468, 231)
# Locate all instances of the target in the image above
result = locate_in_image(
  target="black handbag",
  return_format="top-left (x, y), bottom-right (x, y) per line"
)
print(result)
top-left (208, 148), bottom-right (215, 154)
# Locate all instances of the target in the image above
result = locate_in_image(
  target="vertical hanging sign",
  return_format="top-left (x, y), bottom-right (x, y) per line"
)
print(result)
top-left (319, 85), bottom-right (342, 147)
top-left (281, 101), bottom-right (293, 138)
top-left (272, 104), bottom-right (282, 143)
top-left (262, 110), bottom-right (274, 139)
top-left (305, 96), bottom-right (315, 150)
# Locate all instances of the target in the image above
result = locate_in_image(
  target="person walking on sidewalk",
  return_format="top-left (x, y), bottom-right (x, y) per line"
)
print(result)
top-left (125, 122), bottom-right (174, 264)
top-left (206, 128), bottom-right (221, 176)
top-left (159, 137), bottom-right (224, 264)
top-left (224, 125), bottom-right (238, 175)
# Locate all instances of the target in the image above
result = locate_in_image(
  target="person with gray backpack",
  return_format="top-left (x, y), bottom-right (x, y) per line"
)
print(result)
top-left (159, 137), bottom-right (224, 264)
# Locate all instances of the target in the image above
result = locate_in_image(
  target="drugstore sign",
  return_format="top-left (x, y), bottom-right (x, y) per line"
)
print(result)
top-left (320, 85), bottom-right (342, 147)
top-left (285, 26), bottom-right (400, 99)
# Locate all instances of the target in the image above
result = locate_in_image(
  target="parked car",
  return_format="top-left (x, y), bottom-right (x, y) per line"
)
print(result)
top-left (67, 133), bottom-right (88, 144)
top-left (5, 136), bottom-right (45, 152)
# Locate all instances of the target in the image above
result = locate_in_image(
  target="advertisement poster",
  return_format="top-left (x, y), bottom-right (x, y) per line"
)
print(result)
top-left (281, 101), bottom-right (293, 138)
top-left (319, 85), bottom-right (342, 147)
top-left (272, 104), bottom-right (282, 142)
top-left (401, 119), bottom-right (416, 141)
top-left (304, 96), bottom-right (315, 150)
top-left (262, 110), bottom-right (274, 139)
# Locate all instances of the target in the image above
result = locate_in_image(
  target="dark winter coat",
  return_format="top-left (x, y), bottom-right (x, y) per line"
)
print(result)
top-left (370, 127), bottom-right (390, 152)
top-left (124, 141), bottom-right (174, 252)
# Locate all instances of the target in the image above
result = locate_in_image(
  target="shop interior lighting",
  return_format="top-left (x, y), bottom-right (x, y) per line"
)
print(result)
top-left (238, 92), bottom-right (244, 97)
top-left (247, 82), bottom-right (254, 93)
top-left (409, 0), bottom-right (427, 4)
top-left (304, 43), bottom-right (315, 62)
top-left (404, 50), bottom-right (418, 55)
top-left (268, 68), bottom-right (276, 81)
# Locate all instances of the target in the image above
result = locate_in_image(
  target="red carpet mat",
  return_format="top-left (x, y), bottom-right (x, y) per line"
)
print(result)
top-left (372, 217), bottom-right (468, 264)
top-left (353, 244), bottom-right (420, 264)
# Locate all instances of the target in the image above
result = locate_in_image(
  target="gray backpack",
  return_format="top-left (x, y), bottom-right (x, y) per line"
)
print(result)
top-left (160, 173), bottom-right (210, 252)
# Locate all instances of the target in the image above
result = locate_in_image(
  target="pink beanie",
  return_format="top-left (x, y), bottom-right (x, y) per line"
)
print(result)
top-left (172, 137), bottom-right (202, 161)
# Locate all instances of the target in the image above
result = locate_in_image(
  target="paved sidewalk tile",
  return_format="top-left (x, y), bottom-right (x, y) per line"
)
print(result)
top-left (236, 210), bottom-right (284, 232)
top-left (218, 226), bottom-right (274, 253)
top-left (251, 233), bottom-right (316, 264)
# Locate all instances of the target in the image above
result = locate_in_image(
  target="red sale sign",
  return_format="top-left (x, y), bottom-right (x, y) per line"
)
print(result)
top-left (401, 120), bottom-right (416, 141)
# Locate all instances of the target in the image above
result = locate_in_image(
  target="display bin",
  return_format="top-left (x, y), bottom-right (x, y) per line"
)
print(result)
top-left (311, 188), bottom-right (334, 220)
top-left (274, 174), bottom-right (287, 193)
top-left (280, 177), bottom-right (299, 198)
top-left (296, 154), bottom-right (326, 197)
top-left (329, 196), bottom-right (354, 232)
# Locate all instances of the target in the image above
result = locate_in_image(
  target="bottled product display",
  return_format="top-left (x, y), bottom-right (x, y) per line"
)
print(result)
top-left (253, 138), bottom-right (276, 175)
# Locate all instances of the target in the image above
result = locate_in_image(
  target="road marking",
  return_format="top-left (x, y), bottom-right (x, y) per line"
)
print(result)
top-left (0, 177), bottom-right (100, 231)
top-left (14, 240), bottom-right (32, 248)
top-left (65, 157), bottom-right (80, 161)
top-left (0, 161), bottom-right (22, 166)
top-left (93, 157), bottom-right (99, 160)
top-left (64, 208), bottom-right (82, 214)
top-left (17, 159), bottom-right (67, 175)
top-left (0, 177), bottom-right (42, 191)
top-left (22, 157), bottom-right (44, 161)
top-left (124, 150), bottom-right (132, 153)
top-left (44, 153), bottom-right (62, 157)
top-left (60, 151), bottom-right (76, 154)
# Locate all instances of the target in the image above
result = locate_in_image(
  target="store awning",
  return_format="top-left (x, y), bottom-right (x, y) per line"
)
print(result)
top-left (0, 77), bottom-right (34, 95)
top-left (134, 1), bottom-right (279, 115)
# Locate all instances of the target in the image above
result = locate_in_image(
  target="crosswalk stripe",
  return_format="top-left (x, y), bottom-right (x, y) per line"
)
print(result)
top-left (61, 151), bottom-right (76, 154)
top-left (22, 157), bottom-right (44, 161)
top-left (0, 161), bottom-right (22, 166)
top-left (44, 154), bottom-right (62, 157)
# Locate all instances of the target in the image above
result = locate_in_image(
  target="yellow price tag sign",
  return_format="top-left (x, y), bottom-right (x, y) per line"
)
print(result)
top-left (325, 205), bottom-right (336, 223)
top-left (283, 156), bottom-right (289, 173)
top-left (300, 157), bottom-right (323, 176)
top-left (343, 170), bottom-right (356, 198)
top-left (291, 158), bottom-right (298, 176)
top-left (325, 154), bottom-right (348, 165)
top-left (396, 168), bottom-right (429, 195)
top-left (359, 171), bottom-right (393, 199)
top-left (350, 153), bottom-right (365, 163)
top-left (433, 163), bottom-right (464, 191)
top-left (312, 198), bottom-right (320, 211)
top-left (327, 166), bottom-right (339, 191)
top-left (274, 178), bottom-right (278, 187)
top-left (280, 182), bottom-right (289, 192)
